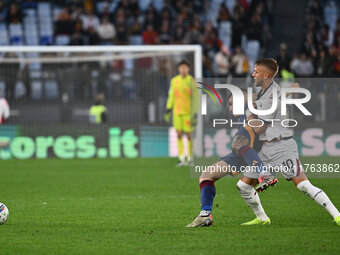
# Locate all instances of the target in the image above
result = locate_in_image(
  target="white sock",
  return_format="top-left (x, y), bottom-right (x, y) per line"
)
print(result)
top-left (297, 180), bottom-right (340, 220)
top-left (237, 180), bottom-right (269, 221)
top-left (179, 155), bottom-right (185, 162)
top-left (199, 210), bottom-right (211, 216)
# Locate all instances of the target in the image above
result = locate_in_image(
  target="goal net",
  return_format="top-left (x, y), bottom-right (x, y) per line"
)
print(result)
top-left (0, 45), bottom-right (202, 160)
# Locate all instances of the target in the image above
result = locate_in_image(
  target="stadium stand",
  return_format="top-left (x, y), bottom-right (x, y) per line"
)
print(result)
top-left (0, 0), bottom-right (339, 121)
top-left (0, 0), bottom-right (271, 77)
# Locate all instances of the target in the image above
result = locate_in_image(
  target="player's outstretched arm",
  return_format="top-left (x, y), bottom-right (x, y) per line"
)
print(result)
top-left (164, 80), bottom-right (174, 123)
top-left (164, 109), bottom-right (171, 123)
top-left (166, 80), bottom-right (174, 111)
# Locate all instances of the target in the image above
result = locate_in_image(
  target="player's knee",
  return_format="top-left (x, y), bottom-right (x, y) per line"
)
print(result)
top-left (199, 166), bottom-right (221, 183)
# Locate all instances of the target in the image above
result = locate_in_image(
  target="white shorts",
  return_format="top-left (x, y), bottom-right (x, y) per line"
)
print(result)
top-left (243, 138), bottom-right (303, 180)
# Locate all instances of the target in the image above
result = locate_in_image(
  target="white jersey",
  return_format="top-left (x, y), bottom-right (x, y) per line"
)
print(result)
top-left (0, 98), bottom-right (10, 124)
top-left (255, 81), bottom-right (293, 141)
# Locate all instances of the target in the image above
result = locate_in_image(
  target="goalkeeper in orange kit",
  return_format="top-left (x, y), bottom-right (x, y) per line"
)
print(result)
top-left (164, 60), bottom-right (199, 166)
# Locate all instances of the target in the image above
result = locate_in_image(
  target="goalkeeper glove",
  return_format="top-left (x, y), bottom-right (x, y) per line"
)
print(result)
top-left (164, 109), bottom-right (171, 123)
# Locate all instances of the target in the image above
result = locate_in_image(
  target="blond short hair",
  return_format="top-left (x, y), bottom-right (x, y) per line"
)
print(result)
top-left (255, 58), bottom-right (279, 77)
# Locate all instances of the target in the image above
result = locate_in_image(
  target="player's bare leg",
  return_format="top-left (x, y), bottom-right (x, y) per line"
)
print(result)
top-left (237, 176), bottom-right (271, 225)
top-left (176, 130), bottom-right (185, 166)
top-left (292, 171), bottom-right (340, 226)
top-left (186, 161), bottom-right (237, 227)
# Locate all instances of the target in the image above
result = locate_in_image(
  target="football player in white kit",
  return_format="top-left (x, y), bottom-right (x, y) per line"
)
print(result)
top-left (0, 92), bottom-right (10, 148)
top-left (237, 58), bottom-right (340, 226)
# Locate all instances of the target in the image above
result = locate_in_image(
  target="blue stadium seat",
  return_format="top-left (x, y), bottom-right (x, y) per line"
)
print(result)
top-left (226, 0), bottom-right (236, 15)
top-left (324, 2), bottom-right (338, 31)
top-left (45, 80), bottom-right (59, 99)
top-left (38, 15), bottom-right (51, 26)
top-left (153, 0), bottom-right (163, 11)
top-left (25, 33), bottom-right (39, 45)
top-left (124, 57), bottom-right (133, 77)
top-left (96, 2), bottom-right (105, 13)
top-left (31, 81), bottom-right (43, 100)
top-left (9, 24), bottom-right (23, 45)
top-left (218, 21), bottom-right (232, 48)
top-left (130, 35), bottom-right (143, 45)
top-left (245, 40), bottom-right (260, 69)
top-left (139, 0), bottom-right (152, 11)
top-left (11, 37), bottom-right (24, 45)
top-left (0, 23), bottom-right (6, 30)
top-left (24, 16), bottom-right (37, 25)
top-left (26, 52), bottom-right (41, 70)
top-left (0, 81), bottom-right (4, 96)
top-left (24, 23), bottom-right (38, 35)
top-left (9, 24), bottom-right (23, 36)
top-left (0, 27), bottom-right (9, 45)
top-left (55, 35), bottom-right (70, 45)
top-left (207, 0), bottom-right (223, 26)
top-left (39, 22), bottom-right (53, 38)
top-left (15, 81), bottom-right (27, 99)
top-left (53, 7), bottom-right (61, 20)
top-left (40, 35), bottom-right (53, 45)
top-left (24, 8), bottom-right (37, 17)
top-left (97, 1), bottom-right (117, 13)
top-left (38, 2), bottom-right (51, 17)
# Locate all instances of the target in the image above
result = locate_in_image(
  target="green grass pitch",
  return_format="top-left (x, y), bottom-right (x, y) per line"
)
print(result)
top-left (1, 157), bottom-right (340, 255)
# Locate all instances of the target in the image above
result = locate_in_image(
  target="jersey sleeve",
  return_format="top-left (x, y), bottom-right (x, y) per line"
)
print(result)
top-left (166, 79), bottom-right (174, 110)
